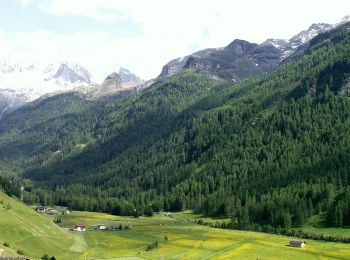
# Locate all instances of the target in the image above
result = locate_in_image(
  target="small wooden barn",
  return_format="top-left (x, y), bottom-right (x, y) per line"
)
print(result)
top-left (289, 240), bottom-right (306, 248)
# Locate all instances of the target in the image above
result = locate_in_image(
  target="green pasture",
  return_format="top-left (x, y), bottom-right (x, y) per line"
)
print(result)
top-left (61, 211), bottom-right (350, 260)
top-left (1, 194), bottom-right (350, 260)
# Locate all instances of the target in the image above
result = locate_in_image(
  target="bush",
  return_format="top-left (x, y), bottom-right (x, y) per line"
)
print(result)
top-left (197, 219), bottom-right (204, 225)
top-left (164, 236), bottom-right (168, 241)
top-left (41, 254), bottom-right (49, 260)
top-left (3, 241), bottom-right (9, 247)
top-left (17, 249), bottom-right (25, 255)
top-left (146, 241), bottom-right (159, 251)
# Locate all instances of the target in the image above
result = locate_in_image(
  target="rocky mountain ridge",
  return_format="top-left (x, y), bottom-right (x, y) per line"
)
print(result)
top-left (155, 17), bottom-right (350, 82)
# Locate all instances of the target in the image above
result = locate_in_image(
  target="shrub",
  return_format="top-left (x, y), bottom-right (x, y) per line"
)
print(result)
top-left (3, 241), bottom-right (9, 247)
top-left (17, 249), bottom-right (25, 255)
top-left (146, 241), bottom-right (159, 251)
top-left (197, 219), bottom-right (204, 225)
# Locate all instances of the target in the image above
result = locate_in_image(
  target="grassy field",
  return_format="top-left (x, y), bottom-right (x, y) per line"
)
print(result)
top-left (0, 191), bottom-right (79, 259)
top-left (60, 211), bottom-right (350, 260)
top-left (1, 193), bottom-right (350, 260)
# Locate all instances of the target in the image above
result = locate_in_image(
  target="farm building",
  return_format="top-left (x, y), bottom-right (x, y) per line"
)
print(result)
top-left (98, 224), bottom-right (107, 230)
top-left (289, 240), bottom-right (306, 248)
top-left (74, 224), bottom-right (86, 232)
top-left (47, 209), bottom-right (58, 215)
top-left (35, 206), bottom-right (46, 213)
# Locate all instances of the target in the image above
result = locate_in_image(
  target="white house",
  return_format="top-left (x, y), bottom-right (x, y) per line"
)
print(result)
top-left (98, 224), bottom-right (107, 230)
top-left (74, 224), bottom-right (86, 232)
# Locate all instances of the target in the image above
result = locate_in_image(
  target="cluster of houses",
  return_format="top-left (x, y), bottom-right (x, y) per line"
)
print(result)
top-left (72, 224), bottom-right (108, 232)
top-left (91, 224), bottom-right (108, 230)
top-left (71, 223), bottom-right (131, 232)
top-left (71, 224), bottom-right (108, 232)
top-left (34, 206), bottom-right (70, 215)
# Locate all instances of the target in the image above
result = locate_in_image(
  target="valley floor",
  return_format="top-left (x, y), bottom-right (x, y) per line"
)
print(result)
top-left (1, 190), bottom-right (350, 260)
top-left (58, 211), bottom-right (350, 260)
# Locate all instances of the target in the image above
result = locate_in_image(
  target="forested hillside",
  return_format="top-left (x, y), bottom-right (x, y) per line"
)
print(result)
top-left (1, 22), bottom-right (350, 232)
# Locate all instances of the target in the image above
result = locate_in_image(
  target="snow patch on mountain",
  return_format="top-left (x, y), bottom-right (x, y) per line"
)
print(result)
top-left (0, 58), bottom-right (94, 101)
top-left (0, 57), bottom-right (95, 118)
top-left (262, 22), bottom-right (334, 59)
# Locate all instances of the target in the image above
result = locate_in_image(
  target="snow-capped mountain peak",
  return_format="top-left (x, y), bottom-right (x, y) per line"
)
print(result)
top-left (290, 23), bottom-right (333, 45)
top-left (261, 22), bottom-right (337, 59)
top-left (48, 62), bottom-right (93, 86)
top-left (0, 58), bottom-right (95, 118)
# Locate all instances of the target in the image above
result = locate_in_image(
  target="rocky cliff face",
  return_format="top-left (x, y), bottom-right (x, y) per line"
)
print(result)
top-left (157, 40), bottom-right (281, 82)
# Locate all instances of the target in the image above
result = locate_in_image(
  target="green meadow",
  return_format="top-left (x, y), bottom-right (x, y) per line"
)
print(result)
top-left (61, 211), bottom-right (350, 260)
top-left (1, 191), bottom-right (350, 259)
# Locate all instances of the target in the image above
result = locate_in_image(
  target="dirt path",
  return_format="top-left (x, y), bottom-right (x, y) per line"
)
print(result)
top-left (70, 232), bottom-right (88, 253)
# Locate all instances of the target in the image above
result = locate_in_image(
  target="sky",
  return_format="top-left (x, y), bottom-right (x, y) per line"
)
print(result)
top-left (0, 0), bottom-right (349, 82)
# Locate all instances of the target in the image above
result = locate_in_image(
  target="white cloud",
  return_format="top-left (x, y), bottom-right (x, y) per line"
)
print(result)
top-left (37, 0), bottom-right (127, 23)
top-left (20, 0), bottom-right (30, 7)
top-left (0, 30), bottom-right (13, 57)
top-left (11, 0), bottom-right (350, 79)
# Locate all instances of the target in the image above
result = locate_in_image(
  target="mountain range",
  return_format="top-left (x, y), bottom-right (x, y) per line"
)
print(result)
top-left (1, 17), bottom-right (349, 119)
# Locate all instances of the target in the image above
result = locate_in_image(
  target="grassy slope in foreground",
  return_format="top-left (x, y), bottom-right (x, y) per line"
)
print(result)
top-left (61, 211), bottom-right (350, 260)
top-left (0, 191), bottom-right (79, 259)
